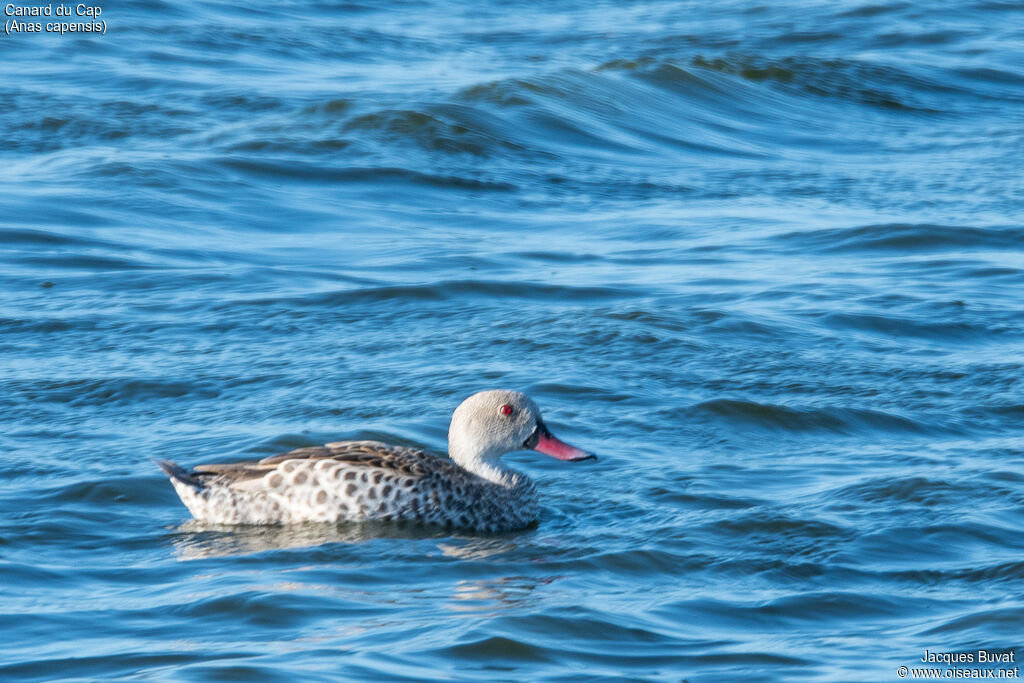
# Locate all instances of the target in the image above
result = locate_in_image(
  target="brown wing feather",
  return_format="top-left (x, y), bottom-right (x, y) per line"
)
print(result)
top-left (189, 440), bottom-right (462, 488)
top-left (316, 440), bottom-right (467, 480)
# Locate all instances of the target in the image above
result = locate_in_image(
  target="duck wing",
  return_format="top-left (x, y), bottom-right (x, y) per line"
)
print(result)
top-left (172, 440), bottom-right (463, 491)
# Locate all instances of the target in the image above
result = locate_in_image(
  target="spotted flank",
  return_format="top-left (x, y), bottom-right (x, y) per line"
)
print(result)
top-left (159, 390), bottom-right (596, 532)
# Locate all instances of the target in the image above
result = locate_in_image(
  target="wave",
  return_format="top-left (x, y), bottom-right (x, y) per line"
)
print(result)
top-left (687, 398), bottom-right (932, 435)
top-left (820, 311), bottom-right (1014, 343)
top-left (831, 476), bottom-right (975, 506)
top-left (776, 223), bottom-right (1024, 253)
top-left (0, 92), bottom-right (196, 154)
top-left (7, 51), bottom-right (989, 173)
top-left (7, 377), bottom-right (222, 406)
top-left (213, 279), bottom-right (636, 311)
top-left (684, 54), bottom-right (953, 113)
top-left (214, 157), bottom-right (519, 189)
top-left (342, 107), bottom-right (530, 158)
top-left (0, 227), bottom-right (115, 249)
top-left (922, 606), bottom-right (1024, 636)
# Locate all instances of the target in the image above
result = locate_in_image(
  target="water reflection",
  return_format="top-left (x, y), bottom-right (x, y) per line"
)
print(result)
top-left (168, 519), bottom-right (545, 561)
top-left (171, 520), bottom-right (565, 622)
top-left (447, 575), bottom-right (561, 614)
top-left (169, 519), bottom-right (450, 560)
top-left (437, 538), bottom-right (523, 560)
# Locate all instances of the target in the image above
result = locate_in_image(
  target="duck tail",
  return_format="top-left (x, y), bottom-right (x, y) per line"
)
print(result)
top-left (155, 459), bottom-right (204, 490)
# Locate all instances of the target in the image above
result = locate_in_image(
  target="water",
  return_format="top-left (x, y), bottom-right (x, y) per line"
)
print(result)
top-left (3, 0), bottom-right (1023, 680)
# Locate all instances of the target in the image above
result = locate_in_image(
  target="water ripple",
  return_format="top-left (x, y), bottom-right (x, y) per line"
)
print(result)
top-left (3, 0), bottom-right (1023, 679)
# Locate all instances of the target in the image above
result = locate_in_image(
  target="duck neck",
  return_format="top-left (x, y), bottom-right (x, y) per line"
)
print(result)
top-left (449, 441), bottom-right (524, 488)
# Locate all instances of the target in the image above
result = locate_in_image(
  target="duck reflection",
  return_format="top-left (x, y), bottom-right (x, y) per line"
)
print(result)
top-left (170, 519), bottom-right (452, 560)
top-left (446, 575), bottom-right (561, 614)
top-left (436, 537), bottom-right (523, 560)
top-left (168, 519), bottom-right (545, 561)
top-left (169, 521), bottom-right (562, 622)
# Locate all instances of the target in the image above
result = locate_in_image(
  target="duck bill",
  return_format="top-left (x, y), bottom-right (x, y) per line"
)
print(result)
top-left (526, 422), bottom-right (597, 462)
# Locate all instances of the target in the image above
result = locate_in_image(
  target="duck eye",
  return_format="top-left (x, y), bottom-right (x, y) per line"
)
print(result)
top-left (500, 404), bottom-right (513, 416)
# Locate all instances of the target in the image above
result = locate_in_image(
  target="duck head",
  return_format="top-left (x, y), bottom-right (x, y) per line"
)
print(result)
top-left (448, 389), bottom-right (596, 484)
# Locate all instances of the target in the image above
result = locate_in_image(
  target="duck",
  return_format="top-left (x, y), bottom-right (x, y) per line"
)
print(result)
top-left (158, 389), bottom-right (596, 532)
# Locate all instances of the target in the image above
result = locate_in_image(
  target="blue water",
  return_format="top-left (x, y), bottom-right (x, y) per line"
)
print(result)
top-left (3, 1), bottom-right (1024, 680)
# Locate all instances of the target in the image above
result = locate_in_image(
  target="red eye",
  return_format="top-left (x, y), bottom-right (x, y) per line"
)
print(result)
top-left (500, 404), bottom-right (513, 416)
